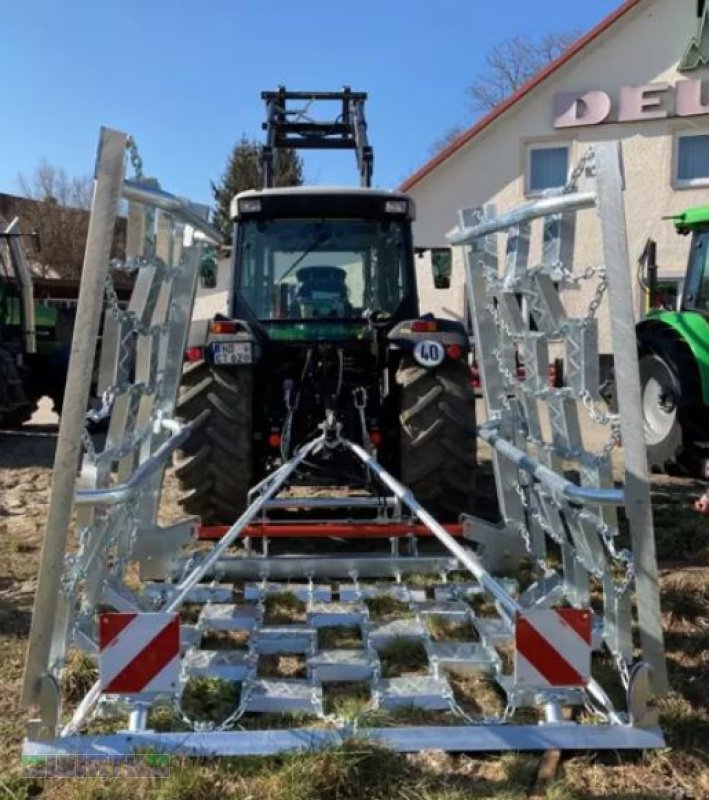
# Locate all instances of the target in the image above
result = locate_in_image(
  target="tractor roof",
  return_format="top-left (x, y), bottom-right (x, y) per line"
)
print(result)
top-left (672, 205), bottom-right (709, 233)
top-left (230, 186), bottom-right (414, 221)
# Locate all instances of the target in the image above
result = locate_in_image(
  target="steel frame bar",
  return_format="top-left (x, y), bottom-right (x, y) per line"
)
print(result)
top-left (449, 192), bottom-right (596, 246)
top-left (260, 497), bottom-right (398, 510)
top-left (198, 522), bottom-right (465, 540)
top-left (74, 417), bottom-right (201, 506)
top-left (122, 181), bottom-right (223, 245)
top-left (477, 423), bottom-right (625, 506)
top-left (25, 724), bottom-right (664, 758)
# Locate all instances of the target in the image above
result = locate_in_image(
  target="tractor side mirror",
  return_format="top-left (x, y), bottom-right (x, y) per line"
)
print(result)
top-left (199, 251), bottom-right (218, 289)
top-left (31, 230), bottom-right (41, 253)
top-left (431, 249), bottom-right (452, 289)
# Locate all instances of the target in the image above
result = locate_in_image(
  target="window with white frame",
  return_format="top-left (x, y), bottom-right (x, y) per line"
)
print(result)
top-left (675, 133), bottom-right (709, 187)
top-left (526, 144), bottom-right (569, 195)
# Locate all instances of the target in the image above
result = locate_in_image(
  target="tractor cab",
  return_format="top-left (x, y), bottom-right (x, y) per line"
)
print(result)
top-left (229, 186), bottom-right (418, 340)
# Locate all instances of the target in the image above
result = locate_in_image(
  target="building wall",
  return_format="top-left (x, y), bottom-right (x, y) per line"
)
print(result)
top-left (409, 0), bottom-right (709, 351)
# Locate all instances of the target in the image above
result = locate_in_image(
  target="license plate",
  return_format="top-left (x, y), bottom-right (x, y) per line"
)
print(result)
top-left (213, 341), bottom-right (252, 365)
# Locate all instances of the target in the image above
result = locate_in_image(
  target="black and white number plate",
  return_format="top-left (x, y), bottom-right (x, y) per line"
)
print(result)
top-left (213, 341), bottom-right (252, 365)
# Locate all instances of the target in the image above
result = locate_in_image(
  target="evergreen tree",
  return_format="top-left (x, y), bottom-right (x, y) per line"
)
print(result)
top-left (211, 136), bottom-right (304, 240)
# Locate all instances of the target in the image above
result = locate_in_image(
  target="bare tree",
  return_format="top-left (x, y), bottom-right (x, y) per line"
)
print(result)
top-left (15, 161), bottom-right (95, 279)
top-left (428, 125), bottom-right (467, 156)
top-left (467, 31), bottom-right (580, 114)
top-left (18, 160), bottom-right (93, 210)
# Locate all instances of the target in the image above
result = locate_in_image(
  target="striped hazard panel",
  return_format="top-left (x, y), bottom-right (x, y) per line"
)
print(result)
top-left (98, 613), bottom-right (180, 695)
top-left (514, 608), bottom-right (592, 688)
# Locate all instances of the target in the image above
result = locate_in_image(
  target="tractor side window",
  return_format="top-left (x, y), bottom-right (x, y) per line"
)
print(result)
top-left (237, 218), bottom-right (409, 321)
top-left (688, 231), bottom-right (709, 311)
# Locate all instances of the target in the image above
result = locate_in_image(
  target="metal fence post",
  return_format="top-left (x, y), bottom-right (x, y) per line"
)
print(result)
top-left (593, 142), bottom-right (668, 694)
top-left (21, 128), bottom-right (127, 728)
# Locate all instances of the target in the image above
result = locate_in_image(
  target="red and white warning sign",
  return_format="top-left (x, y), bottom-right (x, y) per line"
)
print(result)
top-left (99, 613), bottom-right (180, 694)
top-left (514, 608), bottom-right (592, 688)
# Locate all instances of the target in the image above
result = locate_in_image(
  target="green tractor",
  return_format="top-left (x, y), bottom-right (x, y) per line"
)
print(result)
top-left (175, 89), bottom-right (478, 524)
top-left (0, 219), bottom-right (68, 427)
top-left (636, 206), bottom-right (709, 474)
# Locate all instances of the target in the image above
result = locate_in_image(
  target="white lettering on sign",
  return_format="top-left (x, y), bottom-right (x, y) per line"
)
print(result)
top-left (618, 83), bottom-right (669, 122)
top-left (553, 90), bottom-right (612, 128)
top-left (553, 79), bottom-right (709, 128)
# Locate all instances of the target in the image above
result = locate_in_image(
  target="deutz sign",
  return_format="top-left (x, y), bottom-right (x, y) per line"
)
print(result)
top-left (554, 79), bottom-right (709, 128)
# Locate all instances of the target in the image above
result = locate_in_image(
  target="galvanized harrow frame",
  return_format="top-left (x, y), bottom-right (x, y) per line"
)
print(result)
top-left (21, 130), bottom-right (666, 760)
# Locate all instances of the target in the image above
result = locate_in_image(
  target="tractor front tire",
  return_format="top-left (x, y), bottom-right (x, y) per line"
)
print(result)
top-left (638, 325), bottom-right (704, 472)
top-left (397, 355), bottom-right (477, 521)
top-left (175, 359), bottom-right (253, 525)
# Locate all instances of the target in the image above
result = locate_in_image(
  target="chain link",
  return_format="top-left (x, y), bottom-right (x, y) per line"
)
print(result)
top-left (127, 136), bottom-right (143, 180)
top-left (563, 148), bottom-right (596, 193)
top-left (584, 268), bottom-right (608, 324)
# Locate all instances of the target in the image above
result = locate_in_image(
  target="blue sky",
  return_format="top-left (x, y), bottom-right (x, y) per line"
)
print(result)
top-left (1, 0), bottom-right (620, 206)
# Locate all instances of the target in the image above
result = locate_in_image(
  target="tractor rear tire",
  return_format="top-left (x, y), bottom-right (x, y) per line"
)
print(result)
top-left (396, 355), bottom-right (477, 521)
top-left (638, 324), bottom-right (704, 472)
top-left (175, 358), bottom-right (253, 525)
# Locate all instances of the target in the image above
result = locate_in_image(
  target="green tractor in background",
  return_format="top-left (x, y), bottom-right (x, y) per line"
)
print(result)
top-left (636, 206), bottom-right (709, 475)
top-left (0, 219), bottom-right (68, 427)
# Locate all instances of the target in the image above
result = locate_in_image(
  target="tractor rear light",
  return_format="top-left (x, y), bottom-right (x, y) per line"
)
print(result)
top-left (185, 346), bottom-right (204, 362)
top-left (268, 432), bottom-right (282, 448)
top-left (210, 320), bottom-right (239, 334)
top-left (411, 320), bottom-right (438, 333)
top-left (384, 199), bottom-right (408, 214)
top-left (446, 343), bottom-right (463, 360)
top-left (369, 430), bottom-right (383, 447)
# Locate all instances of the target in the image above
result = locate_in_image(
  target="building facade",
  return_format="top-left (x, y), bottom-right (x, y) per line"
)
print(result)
top-left (404, 0), bottom-right (709, 352)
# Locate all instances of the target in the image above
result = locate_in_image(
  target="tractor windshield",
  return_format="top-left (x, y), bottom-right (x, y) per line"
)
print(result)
top-left (238, 218), bottom-right (410, 322)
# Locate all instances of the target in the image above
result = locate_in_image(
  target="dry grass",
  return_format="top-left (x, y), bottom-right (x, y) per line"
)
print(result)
top-left (426, 615), bottom-right (478, 642)
top-left (364, 596), bottom-right (410, 621)
top-left (263, 591), bottom-right (306, 624)
top-left (317, 625), bottom-right (363, 649)
top-left (258, 655), bottom-right (307, 679)
top-left (377, 638), bottom-right (429, 678)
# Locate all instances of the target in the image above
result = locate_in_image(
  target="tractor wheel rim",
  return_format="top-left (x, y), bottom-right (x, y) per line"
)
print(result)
top-left (641, 359), bottom-right (677, 445)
